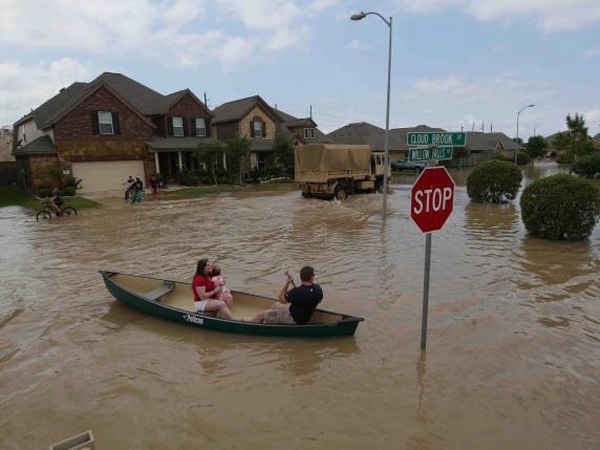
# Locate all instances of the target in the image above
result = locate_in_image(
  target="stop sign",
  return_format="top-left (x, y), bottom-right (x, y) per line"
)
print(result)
top-left (410, 167), bottom-right (455, 233)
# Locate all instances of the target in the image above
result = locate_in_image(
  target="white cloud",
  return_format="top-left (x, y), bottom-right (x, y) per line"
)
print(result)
top-left (0, 0), bottom-right (317, 68)
top-left (584, 46), bottom-right (600, 57)
top-left (347, 39), bottom-right (370, 50)
top-left (0, 58), bottom-right (92, 125)
top-left (395, 0), bottom-right (600, 31)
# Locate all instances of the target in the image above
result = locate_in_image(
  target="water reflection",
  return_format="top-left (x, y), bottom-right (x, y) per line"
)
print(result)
top-left (101, 300), bottom-right (360, 384)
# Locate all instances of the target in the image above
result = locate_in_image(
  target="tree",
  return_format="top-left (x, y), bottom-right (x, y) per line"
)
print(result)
top-left (196, 141), bottom-right (226, 185)
top-left (273, 137), bottom-right (294, 177)
top-left (224, 137), bottom-right (251, 184)
top-left (566, 113), bottom-right (594, 160)
top-left (526, 135), bottom-right (546, 159)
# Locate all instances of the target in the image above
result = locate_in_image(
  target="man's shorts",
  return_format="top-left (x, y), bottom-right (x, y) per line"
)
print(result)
top-left (263, 305), bottom-right (295, 324)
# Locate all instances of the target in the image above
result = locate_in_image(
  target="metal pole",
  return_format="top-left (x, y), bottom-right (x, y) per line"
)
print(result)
top-left (420, 232), bottom-right (432, 350)
top-left (383, 16), bottom-right (392, 218)
top-left (515, 111), bottom-right (520, 164)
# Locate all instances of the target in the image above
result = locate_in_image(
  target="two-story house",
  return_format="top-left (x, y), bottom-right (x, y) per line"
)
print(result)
top-left (13, 72), bottom-right (212, 194)
top-left (211, 95), bottom-right (325, 171)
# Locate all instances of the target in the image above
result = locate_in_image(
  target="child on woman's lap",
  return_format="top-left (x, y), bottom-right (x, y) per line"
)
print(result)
top-left (211, 265), bottom-right (233, 307)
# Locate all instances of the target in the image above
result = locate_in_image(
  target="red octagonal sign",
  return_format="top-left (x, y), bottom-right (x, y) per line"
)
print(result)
top-left (410, 167), bottom-right (455, 233)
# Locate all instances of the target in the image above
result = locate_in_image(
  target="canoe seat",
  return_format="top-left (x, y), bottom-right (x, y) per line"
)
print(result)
top-left (143, 281), bottom-right (175, 302)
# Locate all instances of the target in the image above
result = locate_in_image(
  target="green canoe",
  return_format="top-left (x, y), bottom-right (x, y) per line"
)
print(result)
top-left (100, 271), bottom-right (363, 337)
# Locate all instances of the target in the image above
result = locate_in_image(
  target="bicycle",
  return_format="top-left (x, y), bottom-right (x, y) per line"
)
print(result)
top-left (35, 197), bottom-right (78, 221)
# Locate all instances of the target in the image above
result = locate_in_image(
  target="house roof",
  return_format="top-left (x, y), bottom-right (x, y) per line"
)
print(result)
top-left (465, 132), bottom-right (519, 152)
top-left (146, 137), bottom-right (216, 151)
top-left (327, 122), bottom-right (445, 151)
top-left (14, 72), bottom-right (208, 129)
top-left (13, 135), bottom-right (56, 156)
top-left (212, 95), bottom-right (281, 124)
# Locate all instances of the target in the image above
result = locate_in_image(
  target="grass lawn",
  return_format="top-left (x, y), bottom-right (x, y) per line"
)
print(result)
top-left (161, 182), bottom-right (295, 200)
top-left (0, 186), bottom-right (101, 209)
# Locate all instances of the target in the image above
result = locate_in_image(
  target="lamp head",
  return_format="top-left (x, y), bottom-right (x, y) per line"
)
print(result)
top-left (351, 12), bottom-right (366, 21)
top-left (528, 104), bottom-right (536, 108)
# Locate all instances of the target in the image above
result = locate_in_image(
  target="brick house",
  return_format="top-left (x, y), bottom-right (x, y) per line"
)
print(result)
top-left (13, 72), bottom-right (212, 194)
top-left (211, 95), bottom-right (325, 171)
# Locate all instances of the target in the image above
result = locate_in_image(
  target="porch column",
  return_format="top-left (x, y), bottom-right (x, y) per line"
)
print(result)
top-left (222, 152), bottom-right (227, 170)
top-left (178, 151), bottom-right (183, 171)
top-left (154, 151), bottom-right (160, 173)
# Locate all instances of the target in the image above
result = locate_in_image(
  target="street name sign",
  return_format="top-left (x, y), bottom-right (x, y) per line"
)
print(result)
top-left (407, 132), bottom-right (467, 147)
top-left (408, 146), bottom-right (453, 162)
top-left (410, 167), bottom-right (455, 233)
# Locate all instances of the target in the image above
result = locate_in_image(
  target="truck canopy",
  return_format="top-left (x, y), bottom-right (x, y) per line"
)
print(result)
top-left (295, 144), bottom-right (372, 182)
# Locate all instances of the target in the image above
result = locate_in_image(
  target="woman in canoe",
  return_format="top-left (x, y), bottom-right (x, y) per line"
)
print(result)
top-left (192, 259), bottom-right (233, 320)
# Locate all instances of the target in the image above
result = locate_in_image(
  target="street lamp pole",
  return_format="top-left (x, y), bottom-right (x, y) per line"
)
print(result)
top-left (351, 11), bottom-right (392, 217)
top-left (515, 104), bottom-right (535, 163)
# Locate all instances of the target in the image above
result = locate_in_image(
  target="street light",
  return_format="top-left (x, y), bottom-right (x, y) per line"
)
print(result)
top-left (351, 10), bottom-right (393, 217)
top-left (515, 104), bottom-right (535, 163)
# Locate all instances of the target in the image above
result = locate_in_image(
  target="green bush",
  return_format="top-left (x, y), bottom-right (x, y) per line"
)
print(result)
top-left (556, 152), bottom-right (573, 164)
top-left (571, 153), bottom-right (600, 178)
top-left (37, 185), bottom-right (52, 197)
top-left (516, 151), bottom-right (530, 165)
top-left (520, 174), bottom-right (600, 240)
top-left (467, 160), bottom-right (523, 203)
top-left (63, 175), bottom-right (82, 190)
top-left (492, 154), bottom-right (512, 162)
top-left (63, 186), bottom-right (76, 196)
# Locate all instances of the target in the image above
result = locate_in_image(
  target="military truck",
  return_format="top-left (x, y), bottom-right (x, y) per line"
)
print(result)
top-left (295, 144), bottom-right (389, 200)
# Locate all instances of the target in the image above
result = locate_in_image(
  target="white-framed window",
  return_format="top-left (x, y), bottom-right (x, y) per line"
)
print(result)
top-left (196, 118), bottom-right (206, 137)
top-left (303, 128), bottom-right (316, 139)
top-left (253, 120), bottom-right (263, 138)
top-left (172, 117), bottom-right (184, 137)
top-left (98, 111), bottom-right (114, 135)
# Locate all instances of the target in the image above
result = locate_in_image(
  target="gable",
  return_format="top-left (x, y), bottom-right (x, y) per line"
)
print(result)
top-left (54, 85), bottom-right (154, 140)
top-left (168, 91), bottom-right (211, 118)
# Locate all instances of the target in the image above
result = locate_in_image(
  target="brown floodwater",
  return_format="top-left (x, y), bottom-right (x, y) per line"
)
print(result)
top-left (1, 161), bottom-right (599, 449)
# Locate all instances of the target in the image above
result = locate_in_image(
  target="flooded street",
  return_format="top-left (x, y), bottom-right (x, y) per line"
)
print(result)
top-left (1, 162), bottom-right (599, 449)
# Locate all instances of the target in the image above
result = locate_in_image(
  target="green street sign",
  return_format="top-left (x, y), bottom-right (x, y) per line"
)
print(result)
top-left (407, 132), bottom-right (467, 147)
top-left (408, 146), bottom-right (453, 162)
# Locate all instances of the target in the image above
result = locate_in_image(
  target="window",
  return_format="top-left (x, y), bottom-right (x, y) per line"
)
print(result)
top-left (98, 111), bottom-right (114, 135)
top-left (172, 117), bottom-right (184, 137)
top-left (303, 128), bottom-right (316, 139)
top-left (253, 120), bottom-right (263, 138)
top-left (196, 118), bottom-right (206, 137)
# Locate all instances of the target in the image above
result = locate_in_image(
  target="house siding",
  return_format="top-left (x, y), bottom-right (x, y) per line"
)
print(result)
top-left (52, 86), bottom-right (155, 178)
top-left (215, 121), bottom-right (239, 139)
top-left (168, 93), bottom-right (211, 138)
top-left (54, 86), bottom-right (154, 141)
top-left (239, 106), bottom-right (276, 139)
top-left (20, 154), bottom-right (60, 190)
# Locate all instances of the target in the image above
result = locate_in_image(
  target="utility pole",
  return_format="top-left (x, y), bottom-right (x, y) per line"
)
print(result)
top-left (203, 92), bottom-right (208, 109)
top-left (309, 104), bottom-right (313, 119)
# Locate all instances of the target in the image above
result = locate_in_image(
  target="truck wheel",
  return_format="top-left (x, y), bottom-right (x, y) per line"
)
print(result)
top-left (334, 185), bottom-right (347, 201)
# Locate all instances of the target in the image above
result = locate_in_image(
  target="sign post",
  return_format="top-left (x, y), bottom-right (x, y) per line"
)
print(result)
top-left (410, 167), bottom-right (455, 350)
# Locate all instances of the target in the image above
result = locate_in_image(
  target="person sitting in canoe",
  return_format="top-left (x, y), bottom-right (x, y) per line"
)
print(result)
top-left (211, 264), bottom-right (233, 307)
top-left (252, 266), bottom-right (323, 324)
top-left (192, 259), bottom-right (233, 320)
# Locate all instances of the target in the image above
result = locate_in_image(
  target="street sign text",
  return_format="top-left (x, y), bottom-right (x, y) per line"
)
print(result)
top-left (407, 132), bottom-right (467, 147)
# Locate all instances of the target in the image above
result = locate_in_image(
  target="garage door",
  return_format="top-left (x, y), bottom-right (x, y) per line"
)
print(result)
top-left (72, 161), bottom-right (145, 195)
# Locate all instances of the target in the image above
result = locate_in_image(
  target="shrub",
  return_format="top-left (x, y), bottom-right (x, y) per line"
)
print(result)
top-left (37, 185), bottom-right (52, 197)
top-left (520, 174), bottom-right (600, 241)
top-left (63, 186), bottom-right (76, 196)
top-left (556, 152), bottom-right (573, 164)
top-left (63, 175), bottom-right (82, 190)
top-left (516, 151), bottom-right (530, 165)
top-left (466, 160), bottom-right (522, 203)
top-left (571, 153), bottom-right (600, 178)
top-left (492, 154), bottom-right (512, 162)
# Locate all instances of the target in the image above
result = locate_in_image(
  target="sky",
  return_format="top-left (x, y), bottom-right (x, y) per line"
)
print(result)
top-left (1, 0), bottom-right (600, 139)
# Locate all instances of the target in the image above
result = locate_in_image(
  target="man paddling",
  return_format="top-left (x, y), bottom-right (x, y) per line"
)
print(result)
top-left (252, 266), bottom-right (323, 324)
